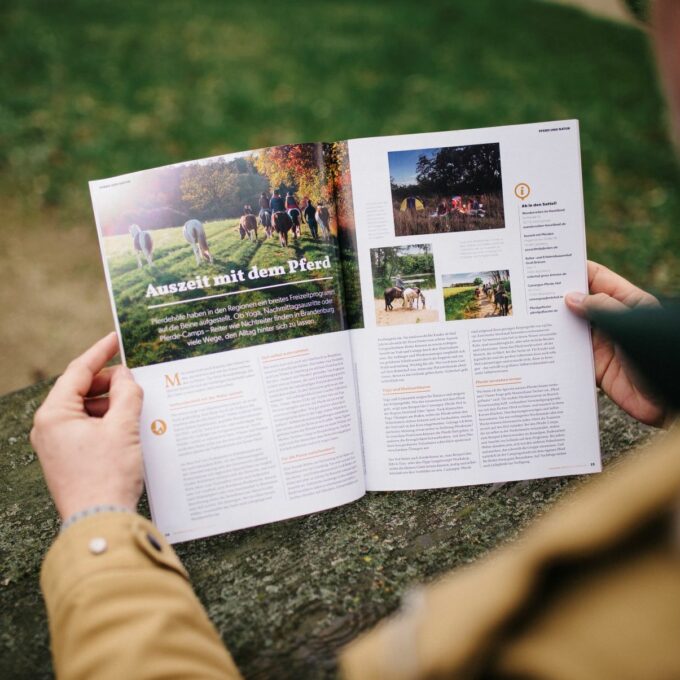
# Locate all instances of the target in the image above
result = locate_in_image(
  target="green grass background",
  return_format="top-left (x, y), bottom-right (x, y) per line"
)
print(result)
top-left (443, 285), bottom-right (513, 320)
top-left (105, 222), bottom-right (344, 367)
top-left (1, 0), bottom-right (679, 388)
top-left (4, 0), bottom-right (680, 284)
top-left (444, 286), bottom-right (479, 321)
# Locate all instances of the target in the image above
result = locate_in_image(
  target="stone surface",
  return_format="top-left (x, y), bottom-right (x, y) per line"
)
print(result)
top-left (0, 380), bottom-right (659, 679)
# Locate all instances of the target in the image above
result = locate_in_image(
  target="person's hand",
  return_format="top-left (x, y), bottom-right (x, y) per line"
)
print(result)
top-left (30, 332), bottom-right (144, 520)
top-left (565, 260), bottom-right (667, 428)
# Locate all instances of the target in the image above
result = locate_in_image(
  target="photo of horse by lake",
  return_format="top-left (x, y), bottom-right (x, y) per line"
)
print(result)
top-left (443, 270), bottom-right (512, 321)
top-left (370, 244), bottom-right (439, 327)
top-left (388, 142), bottom-right (505, 236)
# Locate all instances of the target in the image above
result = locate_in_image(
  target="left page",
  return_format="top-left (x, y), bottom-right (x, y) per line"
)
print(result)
top-left (89, 144), bottom-right (365, 542)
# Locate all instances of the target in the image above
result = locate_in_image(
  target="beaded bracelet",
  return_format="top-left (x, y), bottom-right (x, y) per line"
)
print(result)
top-left (61, 505), bottom-right (134, 532)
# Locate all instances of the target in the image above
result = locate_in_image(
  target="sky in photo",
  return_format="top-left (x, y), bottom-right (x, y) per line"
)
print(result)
top-left (442, 272), bottom-right (494, 286)
top-left (388, 147), bottom-right (440, 186)
top-left (394, 244), bottom-right (432, 257)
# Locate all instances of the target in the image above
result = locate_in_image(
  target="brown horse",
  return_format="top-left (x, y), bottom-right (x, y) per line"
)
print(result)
top-left (494, 288), bottom-right (510, 316)
top-left (272, 210), bottom-right (293, 247)
top-left (288, 208), bottom-right (301, 239)
top-left (384, 287), bottom-right (405, 311)
top-left (239, 205), bottom-right (257, 241)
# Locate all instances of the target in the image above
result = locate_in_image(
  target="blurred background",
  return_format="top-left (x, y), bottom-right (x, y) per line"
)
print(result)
top-left (1, 0), bottom-right (678, 395)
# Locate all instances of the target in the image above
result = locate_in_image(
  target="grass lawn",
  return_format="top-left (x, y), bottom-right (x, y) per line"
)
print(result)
top-left (443, 285), bottom-right (514, 320)
top-left (103, 221), bottom-right (344, 367)
top-left (444, 286), bottom-right (478, 320)
top-left (1, 0), bottom-right (680, 389)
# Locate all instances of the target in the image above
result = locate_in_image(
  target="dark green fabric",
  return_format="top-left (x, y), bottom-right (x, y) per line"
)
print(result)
top-left (623, 0), bottom-right (650, 22)
top-left (590, 305), bottom-right (680, 409)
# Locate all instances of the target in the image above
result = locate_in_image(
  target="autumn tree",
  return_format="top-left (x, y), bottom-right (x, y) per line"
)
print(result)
top-left (254, 143), bottom-right (332, 205)
top-left (326, 142), bottom-right (357, 231)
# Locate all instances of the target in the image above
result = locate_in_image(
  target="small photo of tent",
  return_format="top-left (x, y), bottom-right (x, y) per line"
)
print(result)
top-left (388, 142), bottom-right (506, 237)
top-left (398, 197), bottom-right (425, 211)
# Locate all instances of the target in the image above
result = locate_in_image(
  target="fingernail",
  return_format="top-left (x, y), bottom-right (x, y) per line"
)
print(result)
top-left (566, 292), bottom-right (586, 305)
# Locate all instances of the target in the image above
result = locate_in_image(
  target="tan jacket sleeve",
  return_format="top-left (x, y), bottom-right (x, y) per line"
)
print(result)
top-left (41, 512), bottom-right (242, 680)
top-left (340, 425), bottom-right (680, 680)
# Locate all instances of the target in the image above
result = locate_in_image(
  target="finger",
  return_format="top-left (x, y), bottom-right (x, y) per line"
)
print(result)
top-left (565, 291), bottom-right (588, 318)
top-left (587, 261), bottom-right (659, 308)
top-left (84, 397), bottom-right (110, 418)
top-left (105, 365), bottom-right (143, 423)
top-left (86, 366), bottom-right (117, 398)
top-left (565, 291), bottom-right (629, 319)
top-left (50, 333), bottom-right (120, 402)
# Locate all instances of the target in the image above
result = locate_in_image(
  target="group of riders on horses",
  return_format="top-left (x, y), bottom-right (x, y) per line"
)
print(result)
top-left (132, 188), bottom-right (332, 265)
top-left (475, 280), bottom-right (511, 316)
top-left (249, 189), bottom-right (330, 243)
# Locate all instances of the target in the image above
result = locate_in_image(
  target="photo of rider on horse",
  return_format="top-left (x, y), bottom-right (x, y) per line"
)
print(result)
top-left (370, 244), bottom-right (439, 327)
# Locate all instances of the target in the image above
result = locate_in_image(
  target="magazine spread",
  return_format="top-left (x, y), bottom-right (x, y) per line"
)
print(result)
top-left (89, 120), bottom-right (600, 543)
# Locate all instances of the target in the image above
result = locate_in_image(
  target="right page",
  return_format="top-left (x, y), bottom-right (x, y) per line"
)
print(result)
top-left (346, 120), bottom-right (601, 491)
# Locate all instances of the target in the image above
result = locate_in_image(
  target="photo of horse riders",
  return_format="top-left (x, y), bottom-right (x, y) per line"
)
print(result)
top-left (370, 244), bottom-right (439, 327)
top-left (388, 142), bottom-right (505, 236)
top-left (442, 270), bottom-right (512, 321)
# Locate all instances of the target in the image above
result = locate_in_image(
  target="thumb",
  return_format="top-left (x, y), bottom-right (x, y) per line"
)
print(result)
top-left (565, 291), bottom-right (629, 319)
top-left (106, 365), bottom-right (144, 423)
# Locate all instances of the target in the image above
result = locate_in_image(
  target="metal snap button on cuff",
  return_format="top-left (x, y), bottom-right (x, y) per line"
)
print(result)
top-left (89, 537), bottom-right (108, 555)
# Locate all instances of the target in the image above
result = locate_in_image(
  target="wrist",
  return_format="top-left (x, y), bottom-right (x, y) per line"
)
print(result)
top-left (61, 504), bottom-right (135, 532)
top-left (55, 481), bottom-right (143, 521)
top-left (57, 494), bottom-right (139, 522)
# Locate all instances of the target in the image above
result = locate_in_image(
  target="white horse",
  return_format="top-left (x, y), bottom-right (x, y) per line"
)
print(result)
top-left (403, 287), bottom-right (425, 310)
top-left (129, 224), bottom-right (153, 268)
top-left (183, 219), bottom-right (213, 264)
top-left (316, 205), bottom-right (330, 240)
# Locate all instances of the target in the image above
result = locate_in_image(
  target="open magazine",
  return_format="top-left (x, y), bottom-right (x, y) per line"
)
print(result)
top-left (90, 120), bottom-right (601, 543)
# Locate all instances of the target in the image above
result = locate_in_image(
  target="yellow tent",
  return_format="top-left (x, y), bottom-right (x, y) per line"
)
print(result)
top-left (399, 197), bottom-right (425, 212)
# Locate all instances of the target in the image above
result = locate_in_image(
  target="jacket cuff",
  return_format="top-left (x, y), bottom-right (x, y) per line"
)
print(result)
top-left (41, 512), bottom-right (188, 612)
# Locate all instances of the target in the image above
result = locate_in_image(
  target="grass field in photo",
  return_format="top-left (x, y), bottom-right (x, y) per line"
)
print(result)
top-left (104, 221), bottom-right (344, 367)
top-left (443, 274), bottom-right (512, 321)
top-left (394, 194), bottom-right (505, 236)
top-left (443, 286), bottom-right (478, 321)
